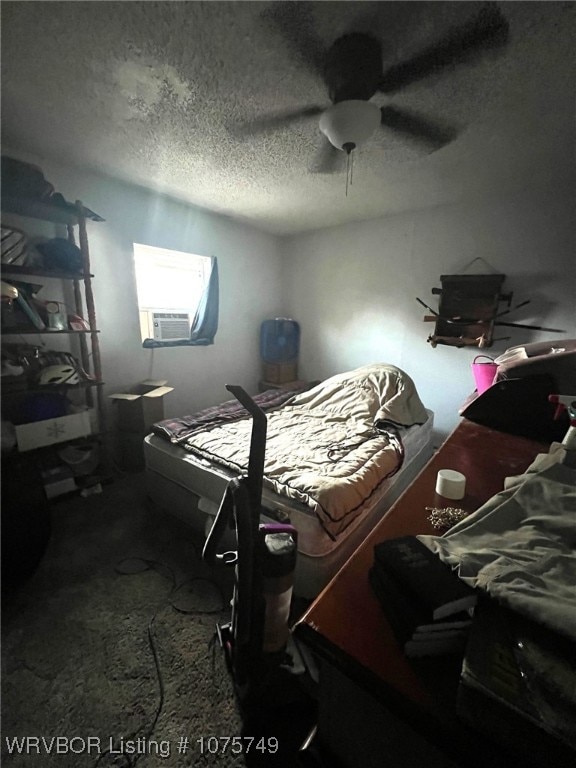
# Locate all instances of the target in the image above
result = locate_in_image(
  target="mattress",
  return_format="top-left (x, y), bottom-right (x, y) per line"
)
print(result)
top-left (144, 408), bottom-right (434, 598)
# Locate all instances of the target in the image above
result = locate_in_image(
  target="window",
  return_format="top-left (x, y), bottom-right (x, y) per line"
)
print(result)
top-left (133, 243), bottom-right (218, 347)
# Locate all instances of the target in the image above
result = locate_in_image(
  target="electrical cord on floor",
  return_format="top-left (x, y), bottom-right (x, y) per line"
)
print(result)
top-left (94, 557), bottom-right (227, 767)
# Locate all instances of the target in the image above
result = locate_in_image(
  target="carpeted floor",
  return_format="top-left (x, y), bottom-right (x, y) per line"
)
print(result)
top-left (2, 472), bottom-right (251, 768)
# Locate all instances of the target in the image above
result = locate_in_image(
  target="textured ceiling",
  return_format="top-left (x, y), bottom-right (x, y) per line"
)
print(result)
top-left (2, 1), bottom-right (575, 235)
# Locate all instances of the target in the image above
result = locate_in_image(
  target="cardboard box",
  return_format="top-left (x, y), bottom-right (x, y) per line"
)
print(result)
top-left (15, 410), bottom-right (94, 452)
top-left (109, 379), bottom-right (174, 433)
top-left (261, 361), bottom-right (298, 384)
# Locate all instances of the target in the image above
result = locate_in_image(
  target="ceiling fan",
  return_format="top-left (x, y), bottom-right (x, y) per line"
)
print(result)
top-left (234, 2), bottom-right (509, 173)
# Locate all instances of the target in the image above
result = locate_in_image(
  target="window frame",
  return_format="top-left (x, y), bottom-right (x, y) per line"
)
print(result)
top-left (132, 242), bottom-right (219, 348)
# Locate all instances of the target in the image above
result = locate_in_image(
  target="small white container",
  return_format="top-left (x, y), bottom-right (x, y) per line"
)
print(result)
top-left (435, 469), bottom-right (466, 500)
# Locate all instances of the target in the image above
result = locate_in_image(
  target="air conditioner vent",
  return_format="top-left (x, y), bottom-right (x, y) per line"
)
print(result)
top-left (152, 312), bottom-right (191, 341)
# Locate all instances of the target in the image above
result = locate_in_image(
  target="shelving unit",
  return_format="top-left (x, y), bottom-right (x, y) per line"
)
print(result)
top-left (1, 196), bottom-right (105, 458)
top-left (3, 328), bottom-right (100, 336)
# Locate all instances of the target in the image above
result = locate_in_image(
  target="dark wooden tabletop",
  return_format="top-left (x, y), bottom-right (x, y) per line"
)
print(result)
top-left (295, 418), bottom-right (549, 711)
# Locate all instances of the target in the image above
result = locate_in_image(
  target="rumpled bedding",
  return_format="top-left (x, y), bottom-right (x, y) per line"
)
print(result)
top-left (419, 445), bottom-right (576, 642)
top-left (152, 381), bottom-right (312, 444)
top-left (180, 364), bottom-right (429, 538)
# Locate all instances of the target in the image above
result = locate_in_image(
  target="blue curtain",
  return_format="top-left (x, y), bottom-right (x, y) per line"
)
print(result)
top-left (189, 256), bottom-right (219, 344)
top-left (142, 256), bottom-right (219, 348)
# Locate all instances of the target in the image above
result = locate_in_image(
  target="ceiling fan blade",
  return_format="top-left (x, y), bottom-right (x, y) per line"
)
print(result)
top-left (380, 106), bottom-right (457, 149)
top-left (379, 2), bottom-right (509, 94)
top-left (260, 3), bottom-right (325, 76)
top-left (231, 106), bottom-right (325, 138)
top-left (309, 137), bottom-right (345, 174)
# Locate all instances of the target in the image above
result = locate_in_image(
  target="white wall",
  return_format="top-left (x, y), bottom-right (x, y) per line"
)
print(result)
top-left (281, 186), bottom-right (575, 440)
top-left (5, 148), bottom-right (574, 442)
top-left (4, 149), bottom-right (284, 420)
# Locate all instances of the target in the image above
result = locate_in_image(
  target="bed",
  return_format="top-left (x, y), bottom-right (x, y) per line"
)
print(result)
top-left (144, 363), bottom-right (434, 597)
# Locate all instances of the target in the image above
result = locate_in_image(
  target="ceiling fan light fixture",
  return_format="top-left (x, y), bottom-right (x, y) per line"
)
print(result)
top-left (319, 100), bottom-right (381, 152)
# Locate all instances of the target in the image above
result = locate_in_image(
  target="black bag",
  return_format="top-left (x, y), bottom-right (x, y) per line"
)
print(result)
top-left (460, 375), bottom-right (568, 442)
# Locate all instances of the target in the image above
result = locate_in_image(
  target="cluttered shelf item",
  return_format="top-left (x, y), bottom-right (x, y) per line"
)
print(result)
top-left (144, 364), bottom-right (435, 598)
top-left (2, 339), bottom-right (102, 457)
top-left (1, 156), bottom-right (106, 489)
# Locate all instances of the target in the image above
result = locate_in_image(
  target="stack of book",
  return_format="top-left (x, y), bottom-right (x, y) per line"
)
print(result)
top-left (369, 536), bottom-right (477, 658)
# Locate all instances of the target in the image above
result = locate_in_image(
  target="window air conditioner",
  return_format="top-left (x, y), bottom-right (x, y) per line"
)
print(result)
top-left (151, 312), bottom-right (191, 341)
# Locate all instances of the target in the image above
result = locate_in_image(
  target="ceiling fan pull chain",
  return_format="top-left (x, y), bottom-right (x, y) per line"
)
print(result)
top-left (350, 149), bottom-right (354, 188)
top-left (345, 146), bottom-right (355, 197)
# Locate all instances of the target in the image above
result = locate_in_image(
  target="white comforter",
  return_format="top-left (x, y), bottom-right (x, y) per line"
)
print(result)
top-left (184, 364), bottom-right (429, 537)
